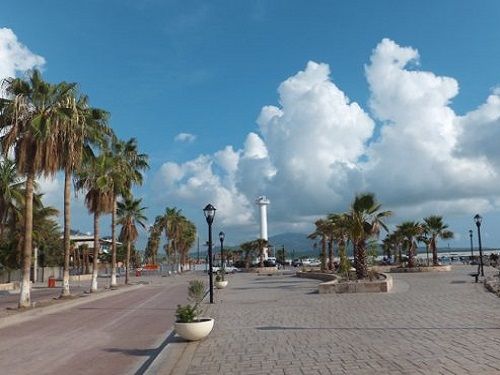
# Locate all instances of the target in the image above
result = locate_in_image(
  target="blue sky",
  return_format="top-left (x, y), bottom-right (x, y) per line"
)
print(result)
top-left (2, 1), bottom-right (500, 249)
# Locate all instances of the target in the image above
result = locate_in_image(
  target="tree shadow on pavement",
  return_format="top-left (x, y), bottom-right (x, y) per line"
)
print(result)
top-left (104, 330), bottom-right (183, 375)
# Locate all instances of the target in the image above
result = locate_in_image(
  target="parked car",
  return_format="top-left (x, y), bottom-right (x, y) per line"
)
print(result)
top-left (210, 266), bottom-right (240, 273)
top-left (266, 257), bottom-right (277, 266)
top-left (292, 259), bottom-right (302, 267)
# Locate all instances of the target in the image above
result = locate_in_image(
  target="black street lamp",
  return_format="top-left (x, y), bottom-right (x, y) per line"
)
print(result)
top-left (203, 204), bottom-right (216, 303)
top-left (469, 229), bottom-right (474, 258)
top-left (474, 214), bottom-right (484, 277)
top-left (219, 231), bottom-right (225, 271)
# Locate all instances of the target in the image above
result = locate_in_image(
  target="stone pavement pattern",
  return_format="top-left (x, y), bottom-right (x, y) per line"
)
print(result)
top-left (182, 266), bottom-right (500, 375)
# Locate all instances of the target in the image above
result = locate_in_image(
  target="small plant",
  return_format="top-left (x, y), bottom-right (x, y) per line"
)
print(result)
top-left (175, 280), bottom-right (206, 323)
top-left (188, 279), bottom-right (205, 304)
top-left (215, 270), bottom-right (225, 282)
top-left (175, 304), bottom-right (200, 323)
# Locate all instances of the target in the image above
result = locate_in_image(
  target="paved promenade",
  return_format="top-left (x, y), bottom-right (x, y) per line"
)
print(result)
top-left (159, 266), bottom-right (500, 375)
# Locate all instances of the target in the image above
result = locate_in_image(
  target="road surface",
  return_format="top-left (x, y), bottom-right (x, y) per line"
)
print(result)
top-left (0, 274), bottom-right (197, 375)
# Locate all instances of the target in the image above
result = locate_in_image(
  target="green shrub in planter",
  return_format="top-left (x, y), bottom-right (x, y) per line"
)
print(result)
top-left (175, 304), bottom-right (200, 323)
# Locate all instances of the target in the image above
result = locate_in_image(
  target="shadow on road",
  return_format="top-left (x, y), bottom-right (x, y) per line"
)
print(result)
top-left (104, 330), bottom-right (184, 375)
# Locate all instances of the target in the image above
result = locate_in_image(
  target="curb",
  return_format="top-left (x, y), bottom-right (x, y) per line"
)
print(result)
top-left (0, 283), bottom-right (144, 330)
top-left (140, 329), bottom-right (198, 375)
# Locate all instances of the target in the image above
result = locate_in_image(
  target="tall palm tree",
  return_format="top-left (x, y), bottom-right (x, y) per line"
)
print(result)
top-left (422, 215), bottom-right (454, 266)
top-left (145, 219), bottom-right (162, 265)
top-left (117, 196), bottom-right (147, 284)
top-left (75, 153), bottom-right (114, 292)
top-left (108, 138), bottom-right (149, 287)
top-left (346, 193), bottom-right (391, 279)
top-left (0, 70), bottom-right (73, 308)
top-left (397, 221), bottom-right (423, 268)
top-left (176, 217), bottom-right (196, 271)
top-left (58, 92), bottom-right (110, 297)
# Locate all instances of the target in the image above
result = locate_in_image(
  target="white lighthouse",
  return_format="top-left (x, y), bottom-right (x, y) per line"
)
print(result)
top-left (256, 196), bottom-right (270, 259)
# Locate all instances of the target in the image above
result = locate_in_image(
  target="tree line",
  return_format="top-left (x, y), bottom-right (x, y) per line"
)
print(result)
top-left (309, 193), bottom-right (453, 279)
top-left (0, 70), bottom-right (152, 308)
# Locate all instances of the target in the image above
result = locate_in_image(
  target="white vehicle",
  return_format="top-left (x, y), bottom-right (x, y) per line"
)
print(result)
top-left (210, 266), bottom-right (240, 273)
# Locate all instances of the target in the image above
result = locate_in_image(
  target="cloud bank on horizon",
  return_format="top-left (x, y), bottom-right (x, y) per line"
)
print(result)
top-left (154, 38), bottom-right (500, 233)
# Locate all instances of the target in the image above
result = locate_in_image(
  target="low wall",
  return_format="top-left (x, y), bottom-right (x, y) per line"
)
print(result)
top-left (390, 265), bottom-right (451, 273)
top-left (0, 282), bottom-right (16, 291)
top-left (296, 271), bottom-right (392, 293)
top-left (247, 267), bottom-right (279, 274)
top-left (296, 271), bottom-right (337, 282)
top-left (69, 274), bottom-right (93, 282)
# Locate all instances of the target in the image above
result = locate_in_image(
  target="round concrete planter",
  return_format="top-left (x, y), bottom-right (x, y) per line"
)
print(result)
top-left (215, 280), bottom-right (228, 289)
top-left (174, 318), bottom-right (214, 341)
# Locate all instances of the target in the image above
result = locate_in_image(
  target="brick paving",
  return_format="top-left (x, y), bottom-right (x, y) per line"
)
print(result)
top-left (182, 266), bottom-right (500, 375)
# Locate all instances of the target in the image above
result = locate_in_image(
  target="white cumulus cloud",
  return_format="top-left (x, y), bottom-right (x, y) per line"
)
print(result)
top-left (174, 132), bottom-right (197, 143)
top-left (152, 38), bottom-right (500, 242)
top-left (0, 28), bottom-right (45, 82)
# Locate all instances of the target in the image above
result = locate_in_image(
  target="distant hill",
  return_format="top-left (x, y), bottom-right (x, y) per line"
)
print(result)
top-left (268, 232), bottom-right (317, 257)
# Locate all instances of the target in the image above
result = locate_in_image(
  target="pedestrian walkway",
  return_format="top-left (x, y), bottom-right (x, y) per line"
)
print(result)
top-left (160, 266), bottom-right (500, 375)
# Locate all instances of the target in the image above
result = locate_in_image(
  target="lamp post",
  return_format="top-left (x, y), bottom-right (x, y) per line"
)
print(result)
top-left (203, 204), bottom-right (216, 304)
top-left (219, 231), bottom-right (225, 271)
top-left (469, 229), bottom-right (474, 259)
top-left (474, 214), bottom-right (484, 277)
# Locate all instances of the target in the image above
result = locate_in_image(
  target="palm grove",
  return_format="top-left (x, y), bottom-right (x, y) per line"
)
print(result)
top-left (0, 70), bottom-right (160, 308)
top-left (309, 193), bottom-right (454, 279)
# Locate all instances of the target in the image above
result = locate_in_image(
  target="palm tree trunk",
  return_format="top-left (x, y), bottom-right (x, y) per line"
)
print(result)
top-left (60, 169), bottom-right (72, 297)
top-left (408, 241), bottom-right (416, 268)
top-left (19, 171), bottom-right (34, 308)
top-left (110, 196), bottom-right (117, 287)
top-left (320, 237), bottom-right (327, 271)
top-left (91, 212), bottom-right (100, 293)
top-left (431, 237), bottom-right (438, 266)
top-left (426, 244), bottom-right (430, 266)
top-left (328, 239), bottom-right (334, 271)
top-left (355, 241), bottom-right (368, 279)
top-left (125, 241), bottom-right (131, 285)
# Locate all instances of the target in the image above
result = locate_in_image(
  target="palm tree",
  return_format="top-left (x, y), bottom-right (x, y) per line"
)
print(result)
top-left (308, 218), bottom-right (329, 271)
top-left (397, 221), bottom-right (423, 268)
top-left (327, 213), bottom-right (350, 271)
top-left (156, 207), bottom-right (182, 270)
top-left (255, 238), bottom-right (268, 267)
top-left (145, 219), bottom-right (162, 265)
top-left (75, 153), bottom-right (114, 292)
top-left (0, 159), bottom-right (24, 240)
top-left (346, 193), bottom-right (391, 279)
top-left (108, 138), bottom-right (149, 287)
top-left (240, 241), bottom-right (257, 269)
top-left (154, 207), bottom-right (196, 272)
top-left (0, 70), bottom-right (72, 308)
top-left (176, 217), bottom-right (196, 271)
top-left (423, 215), bottom-right (454, 266)
top-left (117, 196), bottom-right (147, 284)
top-left (58, 92), bottom-right (110, 297)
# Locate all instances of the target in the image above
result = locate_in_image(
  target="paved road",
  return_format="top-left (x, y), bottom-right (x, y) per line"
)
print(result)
top-left (174, 266), bottom-right (500, 375)
top-left (0, 273), bottom-right (198, 375)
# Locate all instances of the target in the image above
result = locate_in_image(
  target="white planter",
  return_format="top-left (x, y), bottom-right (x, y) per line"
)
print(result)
top-left (174, 318), bottom-right (214, 341)
top-left (215, 280), bottom-right (228, 289)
